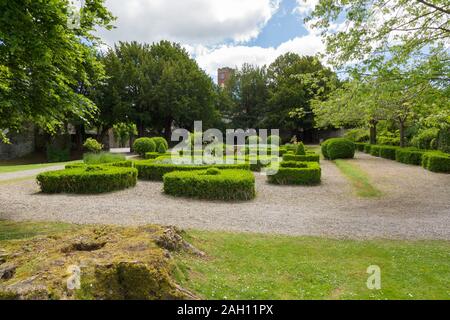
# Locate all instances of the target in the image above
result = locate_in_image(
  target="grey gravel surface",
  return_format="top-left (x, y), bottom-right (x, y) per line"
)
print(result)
top-left (0, 152), bottom-right (449, 240)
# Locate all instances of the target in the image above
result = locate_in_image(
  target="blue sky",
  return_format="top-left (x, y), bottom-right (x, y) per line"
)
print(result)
top-left (96, 0), bottom-right (323, 80)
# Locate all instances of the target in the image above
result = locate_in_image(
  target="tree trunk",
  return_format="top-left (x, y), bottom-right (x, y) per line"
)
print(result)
top-left (399, 120), bottom-right (406, 148)
top-left (164, 117), bottom-right (173, 142)
top-left (137, 120), bottom-right (145, 138)
top-left (75, 124), bottom-right (86, 151)
top-left (369, 120), bottom-right (378, 145)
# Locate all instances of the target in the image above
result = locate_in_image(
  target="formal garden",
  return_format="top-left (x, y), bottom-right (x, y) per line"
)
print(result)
top-left (1, 0), bottom-right (449, 301)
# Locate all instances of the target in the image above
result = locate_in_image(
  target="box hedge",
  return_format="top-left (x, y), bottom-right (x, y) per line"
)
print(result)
top-left (395, 148), bottom-right (426, 166)
top-left (135, 160), bottom-right (251, 181)
top-left (37, 166), bottom-right (137, 194)
top-left (422, 152), bottom-right (450, 173)
top-left (145, 152), bottom-right (170, 160)
top-left (379, 145), bottom-right (399, 160)
top-left (65, 160), bottom-right (134, 169)
top-left (322, 138), bottom-right (355, 160)
top-left (267, 161), bottom-right (321, 185)
top-left (354, 143), bottom-right (368, 152)
top-left (282, 153), bottom-right (320, 163)
top-left (364, 144), bottom-right (372, 153)
top-left (133, 138), bottom-right (156, 156)
top-left (163, 169), bottom-right (256, 201)
top-left (369, 145), bottom-right (381, 157)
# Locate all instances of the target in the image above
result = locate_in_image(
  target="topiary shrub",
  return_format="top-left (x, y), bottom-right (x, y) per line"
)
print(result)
top-left (364, 144), bottom-right (372, 154)
top-left (282, 153), bottom-right (320, 163)
top-left (83, 138), bottom-right (103, 153)
top-left (379, 145), bottom-right (399, 160)
top-left (163, 169), bottom-right (255, 201)
top-left (145, 152), bottom-right (170, 160)
top-left (66, 160), bottom-right (133, 170)
top-left (370, 145), bottom-right (381, 157)
top-left (135, 161), bottom-right (250, 181)
top-left (267, 135), bottom-right (281, 146)
top-left (157, 143), bottom-right (168, 154)
top-left (296, 142), bottom-right (306, 155)
top-left (267, 161), bottom-right (321, 185)
top-left (151, 137), bottom-right (169, 150)
top-left (322, 138), bottom-right (355, 160)
top-left (37, 167), bottom-right (137, 194)
top-left (437, 128), bottom-right (450, 153)
top-left (395, 148), bottom-right (426, 166)
top-left (133, 138), bottom-right (156, 156)
top-left (422, 151), bottom-right (450, 173)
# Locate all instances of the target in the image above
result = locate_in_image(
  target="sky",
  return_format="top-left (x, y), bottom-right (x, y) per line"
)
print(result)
top-left (95, 0), bottom-right (323, 82)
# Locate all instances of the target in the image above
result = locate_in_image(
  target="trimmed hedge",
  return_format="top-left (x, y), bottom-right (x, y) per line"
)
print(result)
top-left (267, 161), bottom-right (321, 185)
top-left (145, 152), bottom-right (170, 160)
top-left (395, 148), bottom-right (426, 166)
top-left (370, 145), bottom-right (381, 157)
top-left (151, 137), bottom-right (169, 150)
top-left (379, 145), bottom-right (399, 160)
top-left (364, 144), bottom-right (372, 153)
top-left (422, 152), bottom-right (450, 173)
top-left (163, 169), bottom-right (256, 201)
top-left (322, 138), bottom-right (355, 160)
top-left (37, 166), bottom-right (137, 194)
top-left (135, 160), bottom-right (251, 181)
top-left (282, 153), bottom-right (320, 163)
top-left (354, 143), bottom-right (368, 152)
top-left (65, 160), bottom-right (133, 169)
top-left (133, 138), bottom-right (156, 156)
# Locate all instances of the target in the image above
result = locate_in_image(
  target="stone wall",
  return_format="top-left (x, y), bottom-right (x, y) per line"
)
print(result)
top-left (0, 127), bottom-right (35, 160)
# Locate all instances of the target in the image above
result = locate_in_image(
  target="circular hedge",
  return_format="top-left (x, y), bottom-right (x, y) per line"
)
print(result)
top-left (37, 166), bottom-right (138, 194)
top-left (322, 138), bottom-right (355, 160)
top-left (133, 138), bottom-right (156, 156)
top-left (163, 169), bottom-right (256, 201)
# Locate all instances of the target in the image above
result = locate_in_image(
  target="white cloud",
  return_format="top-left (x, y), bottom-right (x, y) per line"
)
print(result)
top-left (194, 33), bottom-right (325, 80)
top-left (97, 0), bottom-right (280, 46)
top-left (292, 0), bottom-right (318, 15)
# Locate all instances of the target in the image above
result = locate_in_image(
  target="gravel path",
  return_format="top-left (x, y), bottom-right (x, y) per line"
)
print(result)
top-left (0, 153), bottom-right (449, 240)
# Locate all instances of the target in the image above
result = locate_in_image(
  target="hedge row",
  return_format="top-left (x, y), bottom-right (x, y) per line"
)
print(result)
top-left (322, 138), bottom-right (355, 160)
top-left (282, 153), bottom-right (320, 163)
top-left (65, 160), bottom-right (134, 169)
top-left (163, 169), bottom-right (256, 201)
top-left (135, 160), bottom-right (251, 181)
top-left (37, 166), bottom-right (138, 194)
top-left (267, 161), bottom-right (321, 185)
top-left (145, 152), bottom-right (171, 160)
top-left (361, 144), bottom-right (450, 173)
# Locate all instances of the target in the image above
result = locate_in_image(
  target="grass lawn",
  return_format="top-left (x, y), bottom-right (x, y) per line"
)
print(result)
top-left (0, 161), bottom-right (80, 174)
top-left (333, 159), bottom-right (382, 198)
top-left (175, 230), bottom-right (450, 300)
top-left (1, 220), bottom-right (448, 300)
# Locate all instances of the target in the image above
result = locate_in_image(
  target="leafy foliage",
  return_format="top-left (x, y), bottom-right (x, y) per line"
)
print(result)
top-left (133, 138), bottom-right (156, 156)
top-left (83, 138), bottom-right (103, 153)
top-left (267, 161), bottom-right (321, 185)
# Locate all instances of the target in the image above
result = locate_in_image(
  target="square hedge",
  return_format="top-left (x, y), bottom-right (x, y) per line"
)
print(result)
top-left (267, 161), bottom-right (321, 185)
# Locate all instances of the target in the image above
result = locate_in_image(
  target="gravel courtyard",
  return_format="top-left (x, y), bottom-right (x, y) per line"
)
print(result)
top-left (0, 153), bottom-right (449, 240)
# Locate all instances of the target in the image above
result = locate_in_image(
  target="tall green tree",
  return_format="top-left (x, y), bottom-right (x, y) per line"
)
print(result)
top-left (0, 0), bottom-right (114, 143)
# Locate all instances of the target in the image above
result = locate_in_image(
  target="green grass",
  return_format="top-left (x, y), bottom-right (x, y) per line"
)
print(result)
top-left (0, 220), bottom-right (78, 241)
top-left (175, 230), bottom-right (450, 300)
top-left (0, 161), bottom-right (79, 174)
top-left (83, 152), bottom-right (126, 165)
top-left (333, 159), bottom-right (382, 197)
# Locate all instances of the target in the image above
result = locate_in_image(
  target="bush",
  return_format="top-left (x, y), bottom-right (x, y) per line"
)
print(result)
top-left (152, 137), bottom-right (169, 150)
top-left (145, 152), bottom-right (170, 160)
top-left (46, 145), bottom-right (70, 163)
top-left (37, 166), bottom-right (137, 194)
top-left (411, 128), bottom-right (439, 150)
top-left (354, 143), bottom-right (368, 152)
top-left (163, 169), bottom-right (255, 201)
top-left (282, 153), bottom-right (320, 163)
top-left (296, 142), bottom-right (306, 155)
top-left (135, 161), bottom-right (251, 181)
top-left (66, 160), bottom-right (133, 170)
top-left (377, 136), bottom-right (400, 146)
top-left (267, 135), bottom-right (281, 146)
top-left (157, 143), bottom-right (168, 154)
top-left (395, 148), bottom-right (426, 166)
top-left (422, 151), bottom-right (450, 173)
top-left (83, 138), bottom-right (103, 153)
top-left (344, 128), bottom-right (370, 142)
top-left (379, 146), bottom-right (399, 160)
top-left (437, 128), bottom-right (450, 153)
top-left (133, 138), bottom-right (156, 156)
top-left (370, 145), bottom-right (381, 157)
top-left (322, 138), bottom-right (355, 160)
top-left (267, 161), bottom-right (321, 185)
top-left (364, 144), bottom-right (372, 153)
top-left (83, 152), bottom-right (126, 164)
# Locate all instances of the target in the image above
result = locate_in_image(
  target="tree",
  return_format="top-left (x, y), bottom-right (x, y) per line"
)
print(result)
top-left (0, 0), bottom-right (114, 143)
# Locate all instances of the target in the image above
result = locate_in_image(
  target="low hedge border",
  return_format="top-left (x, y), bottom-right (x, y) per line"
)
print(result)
top-left (379, 146), bottom-right (399, 160)
top-left (354, 142), bottom-right (368, 152)
top-left (65, 160), bottom-right (134, 169)
top-left (422, 152), bottom-right (450, 173)
top-left (267, 161), bottom-right (321, 185)
top-left (163, 169), bottom-right (256, 201)
top-left (37, 166), bottom-right (138, 194)
top-left (395, 148), bottom-right (426, 166)
top-left (282, 153), bottom-right (320, 163)
top-left (135, 161), bottom-right (251, 181)
top-left (369, 145), bottom-right (381, 157)
top-left (145, 152), bottom-right (170, 160)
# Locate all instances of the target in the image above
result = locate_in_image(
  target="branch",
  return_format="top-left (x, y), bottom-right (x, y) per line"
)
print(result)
top-left (415, 0), bottom-right (450, 15)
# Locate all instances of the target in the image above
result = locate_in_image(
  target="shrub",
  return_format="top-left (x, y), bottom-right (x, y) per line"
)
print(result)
top-left (157, 143), bottom-right (168, 154)
top-left (344, 128), bottom-right (370, 142)
top-left (135, 161), bottom-right (251, 181)
top-left (322, 138), bottom-right (355, 160)
top-left (163, 169), bottom-right (255, 201)
top-left (267, 161), bottom-right (321, 185)
top-left (267, 135), bottom-right (281, 146)
top-left (282, 153), bottom-right (320, 163)
top-left (133, 138), bottom-right (156, 156)
top-left (370, 145), bottom-right (381, 157)
top-left (379, 145), bottom-right (399, 160)
top-left (37, 167), bottom-right (137, 194)
top-left (364, 144), bottom-right (372, 153)
top-left (296, 142), bottom-right (306, 155)
top-left (395, 148), bottom-right (426, 166)
top-left (411, 128), bottom-right (439, 150)
top-left (83, 138), bottom-right (103, 153)
top-left (66, 160), bottom-right (133, 170)
top-left (46, 145), bottom-right (70, 163)
top-left (354, 142), bottom-right (368, 152)
top-left (422, 151), bottom-right (450, 173)
top-left (83, 152), bottom-right (126, 164)
top-left (437, 128), bottom-right (450, 153)
top-left (377, 136), bottom-right (400, 146)
top-left (152, 137), bottom-right (169, 150)
top-left (145, 152), bottom-right (169, 160)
